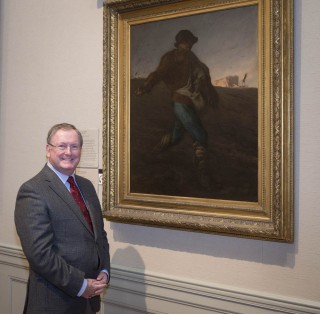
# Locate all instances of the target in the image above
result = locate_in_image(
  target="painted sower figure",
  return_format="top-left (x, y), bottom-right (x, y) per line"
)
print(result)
top-left (135, 29), bottom-right (219, 187)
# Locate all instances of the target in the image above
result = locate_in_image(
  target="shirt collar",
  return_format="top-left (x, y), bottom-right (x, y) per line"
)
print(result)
top-left (47, 162), bottom-right (74, 185)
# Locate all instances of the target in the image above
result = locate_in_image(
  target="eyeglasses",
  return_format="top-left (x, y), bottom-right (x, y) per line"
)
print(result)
top-left (48, 143), bottom-right (81, 152)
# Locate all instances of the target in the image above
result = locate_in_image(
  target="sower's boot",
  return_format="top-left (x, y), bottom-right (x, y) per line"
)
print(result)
top-left (153, 133), bottom-right (172, 153)
top-left (193, 142), bottom-right (211, 188)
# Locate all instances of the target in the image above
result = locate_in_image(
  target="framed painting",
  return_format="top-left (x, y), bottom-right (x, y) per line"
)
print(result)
top-left (103, 0), bottom-right (294, 242)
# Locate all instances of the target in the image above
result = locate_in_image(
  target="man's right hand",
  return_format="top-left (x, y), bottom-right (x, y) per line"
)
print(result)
top-left (82, 279), bottom-right (107, 299)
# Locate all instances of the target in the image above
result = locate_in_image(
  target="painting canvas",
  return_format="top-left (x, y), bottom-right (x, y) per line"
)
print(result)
top-left (130, 5), bottom-right (258, 202)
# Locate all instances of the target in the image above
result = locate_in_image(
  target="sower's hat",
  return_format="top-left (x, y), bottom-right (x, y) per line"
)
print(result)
top-left (174, 30), bottom-right (198, 47)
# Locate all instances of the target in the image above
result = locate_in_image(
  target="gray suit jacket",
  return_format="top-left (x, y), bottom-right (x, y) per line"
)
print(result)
top-left (15, 165), bottom-right (110, 314)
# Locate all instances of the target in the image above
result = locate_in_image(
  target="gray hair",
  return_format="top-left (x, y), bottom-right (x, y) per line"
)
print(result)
top-left (47, 123), bottom-right (83, 147)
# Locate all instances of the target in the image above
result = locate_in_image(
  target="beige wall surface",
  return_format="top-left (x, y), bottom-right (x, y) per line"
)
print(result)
top-left (0, 0), bottom-right (319, 306)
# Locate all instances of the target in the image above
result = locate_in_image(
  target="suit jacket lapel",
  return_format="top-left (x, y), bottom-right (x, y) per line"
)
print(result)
top-left (42, 165), bottom-right (94, 235)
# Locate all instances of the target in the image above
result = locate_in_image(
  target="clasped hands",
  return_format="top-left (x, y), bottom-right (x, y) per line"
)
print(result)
top-left (82, 272), bottom-right (108, 299)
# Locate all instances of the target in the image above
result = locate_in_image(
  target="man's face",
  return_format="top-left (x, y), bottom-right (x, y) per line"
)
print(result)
top-left (178, 41), bottom-right (193, 51)
top-left (46, 129), bottom-right (82, 176)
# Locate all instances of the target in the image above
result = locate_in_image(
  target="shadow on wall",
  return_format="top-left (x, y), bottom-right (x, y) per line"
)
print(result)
top-left (112, 246), bottom-right (146, 271)
top-left (110, 222), bottom-right (296, 268)
top-left (110, 246), bottom-right (147, 312)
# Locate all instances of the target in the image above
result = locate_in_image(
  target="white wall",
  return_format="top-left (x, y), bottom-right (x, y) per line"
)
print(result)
top-left (1, 0), bottom-right (320, 312)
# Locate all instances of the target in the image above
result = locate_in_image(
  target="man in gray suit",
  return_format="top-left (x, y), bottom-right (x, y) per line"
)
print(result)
top-left (15, 123), bottom-right (110, 314)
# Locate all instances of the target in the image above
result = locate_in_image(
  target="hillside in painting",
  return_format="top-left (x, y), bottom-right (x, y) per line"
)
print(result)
top-left (130, 78), bottom-right (258, 202)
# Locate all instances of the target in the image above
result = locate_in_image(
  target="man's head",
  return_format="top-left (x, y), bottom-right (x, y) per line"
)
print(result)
top-left (174, 29), bottom-right (198, 49)
top-left (46, 123), bottom-right (83, 176)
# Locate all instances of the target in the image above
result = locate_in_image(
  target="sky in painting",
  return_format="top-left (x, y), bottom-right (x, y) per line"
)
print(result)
top-left (130, 4), bottom-right (258, 87)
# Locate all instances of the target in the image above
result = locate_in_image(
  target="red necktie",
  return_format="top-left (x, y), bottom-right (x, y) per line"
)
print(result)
top-left (67, 176), bottom-right (93, 232)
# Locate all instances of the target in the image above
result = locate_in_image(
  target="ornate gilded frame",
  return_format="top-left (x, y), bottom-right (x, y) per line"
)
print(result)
top-left (103, 0), bottom-right (294, 242)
